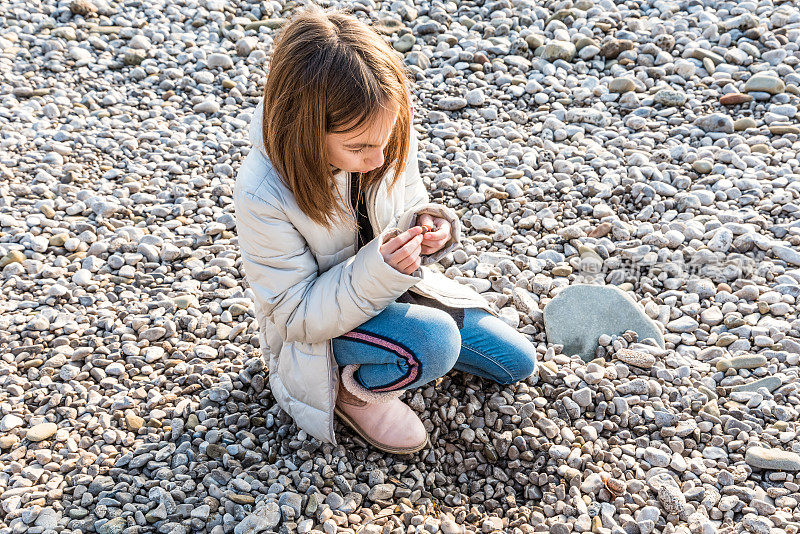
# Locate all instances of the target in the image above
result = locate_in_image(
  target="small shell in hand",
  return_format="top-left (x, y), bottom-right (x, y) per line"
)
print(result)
top-left (419, 225), bottom-right (437, 235)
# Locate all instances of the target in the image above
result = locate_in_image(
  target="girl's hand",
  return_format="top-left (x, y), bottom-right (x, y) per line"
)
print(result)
top-left (416, 214), bottom-right (451, 255)
top-left (380, 226), bottom-right (424, 275)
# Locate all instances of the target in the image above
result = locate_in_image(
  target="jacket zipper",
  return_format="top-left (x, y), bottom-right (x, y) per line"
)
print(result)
top-left (347, 172), bottom-right (360, 253)
top-left (352, 172), bottom-right (380, 253)
top-left (327, 337), bottom-right (337, 446)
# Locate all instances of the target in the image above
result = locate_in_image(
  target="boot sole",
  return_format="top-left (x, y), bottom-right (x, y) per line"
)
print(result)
top-left (334, 407), bottom-right (429, 455)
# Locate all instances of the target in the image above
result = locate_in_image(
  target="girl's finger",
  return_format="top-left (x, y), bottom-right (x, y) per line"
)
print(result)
top-left (382, 227), bottom-right (422, 254)
top-left (392, 235), bottom-right (422, 261)
top-left (422, 222), bottom-right (449, 241)
top-left (416, 214), bottom-right (434, 228)
top-left (422, 232), bottom-right (450, 247)
top-left (395, 250), bottom-right (421, 273)
top-left (399, 249), bottom-right (423, 270)
top-left (420, 247), bottom-right (439, 256)
top-left (395, 254), bottom-right (418, 272)
top-left (422, 235), bottom-right (448, 251)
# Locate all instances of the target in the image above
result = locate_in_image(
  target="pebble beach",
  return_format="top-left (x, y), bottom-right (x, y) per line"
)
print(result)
top-left (2, 0), bottom-right (800, 533)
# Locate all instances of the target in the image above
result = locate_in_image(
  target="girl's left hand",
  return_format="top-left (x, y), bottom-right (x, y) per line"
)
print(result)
top-left (416, 214), bottom-right (451, 255)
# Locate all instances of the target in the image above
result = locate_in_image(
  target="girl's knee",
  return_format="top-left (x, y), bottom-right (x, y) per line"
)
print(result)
top-left (501, 343), bottom-right (538, 385)
top-left (417, 310), bottom-right (461, 379)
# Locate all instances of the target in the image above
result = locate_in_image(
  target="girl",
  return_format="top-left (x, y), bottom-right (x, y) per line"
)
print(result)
top-left (233, 6), bottom-right (538, 455)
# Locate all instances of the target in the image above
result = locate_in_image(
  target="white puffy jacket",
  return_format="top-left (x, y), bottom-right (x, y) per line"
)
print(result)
top-left (233, 98), bottom-right (497, 444)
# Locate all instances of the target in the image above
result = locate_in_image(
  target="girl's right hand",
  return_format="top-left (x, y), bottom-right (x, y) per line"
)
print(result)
top-left (380, 226), bottom-right (424, 275)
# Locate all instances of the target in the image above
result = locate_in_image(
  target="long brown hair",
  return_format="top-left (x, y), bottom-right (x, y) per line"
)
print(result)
top-left (261, 6), bottom-right (413, 229)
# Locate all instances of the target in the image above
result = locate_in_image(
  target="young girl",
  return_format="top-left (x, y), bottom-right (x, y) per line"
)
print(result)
top-left (233, 6), bottom-right (538, 454)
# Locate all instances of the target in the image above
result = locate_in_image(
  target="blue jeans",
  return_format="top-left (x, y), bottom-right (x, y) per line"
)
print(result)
top-left (332, 302), bottom-right (538, 392)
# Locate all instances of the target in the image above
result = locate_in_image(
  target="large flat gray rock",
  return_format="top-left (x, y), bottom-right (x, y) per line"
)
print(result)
top-left (543, 284), bottom-right (665, 362)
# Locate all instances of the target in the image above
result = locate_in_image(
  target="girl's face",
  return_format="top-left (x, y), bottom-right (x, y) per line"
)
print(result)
top-left (325, 102), bottom-right (399, 175)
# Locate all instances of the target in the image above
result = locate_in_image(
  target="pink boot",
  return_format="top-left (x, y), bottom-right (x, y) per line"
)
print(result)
top-left (335, 364), bottom-right (429, 454)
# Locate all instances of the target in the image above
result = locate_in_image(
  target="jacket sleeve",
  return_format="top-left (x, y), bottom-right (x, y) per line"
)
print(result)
top-left (392, 128), bottom-right (463, 266)
top-left (235, 188), bottom-right (422, 345)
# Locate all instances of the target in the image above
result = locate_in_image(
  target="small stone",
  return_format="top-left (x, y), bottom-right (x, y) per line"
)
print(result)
top-left (69, 508), bottom-right (89, 519)
top-left (658, 485), bottom-right (686, 516)
top-left (393, 34), bottom-right (415, 53)
top-left (105, 362), bottom-right (125, 376)
top-left (751, 143), bottom-right (770, 153)
top-left (581, 473), bottom-right (604, 494)
top-left (441, 519), bottom-right (462, 534)
top-left (206, 443), bottom-right (227, 459)
top-left (730, 376), bottom-right (782, 393)
top-left (708, 227), bottom-right (733, 253)
top-left (588, 222), bottom-right (612, 238)
top-left (52, 26), bottom-right (78, 40)
top-left (604, 477), bottom-right (626, 496)
top-left (692, 159), bottom-right (713, 173)
top-left (525, 34), bottom-right (545, 50)
top-left (89, 475), bottom-right (115, 495)
top-left (695, 113), bottom-right (734, 133)
top-left (571, 387), bottom-right (592, 408)
top-left (438, 97), bottom-right (467, 111)
top-left (186, 413), bottom-right (199, 430)
top-left (49, 233), bottom-right (68, 246)
top-left (70, 0), bottom-right (98, 16)
top-left (745, 447), bottom-right (800, 471)
top-left (552, 265), bottom-right (572, 276)
top-left (716, 354), bottom-right (767, 372)
top-left (609, 77), bottom-right (636, 93)
top-left (236, 37), bottom-right (258, 56)
top-left (194, 99), bottom-right (220, 114)
top-left (122, 49), bottom-right (146, 66)
top-left (617, 379), bottom-right (649, 396)
top-left (645, 447), bottom-right (671, 468)
top-left (367, 484), bottom-right (395, 501)
top-left (466, 88), bottom-right (485, 106)
top-left (97, 517), bottom-right (126, 534)
top-left (129, 34), bottom-right (151, 49)
top-left (26, 422), bottom-right (57, 442)
top-left (735, 117), bottom-right (758, 131)
top-left (235, 503), bottom-right (281, 534)
top-left (774, 245), bottom-right (800, 267)
top-left (700, 307), bottom-right (723, 325)
top-left (191, 505), bottom-right (210, 520)
top-left (0, 435), bottom-right (19, 449)
top-left (666, 316), bottom-right (699, 333)
top-left (405, 51), bottom-right (429, 69)
top-left (125, 413), bottom-right (144, 431)
top-left (769, 125), bottom-right (800, 135)
top-left (615, 348), bottom-right (656, 369)
top-left (549, 445), bottom-right (571, 460)
top-left (719, 93), bottom-right (753, 106)
top-left (0, 250), bottom-right (25, 267)
top-left (173, 295), bottom-right (199, 309)
top-left (0, 414), bottom-right (23, 432)
top-left (542, 40), bottom-right (576, 62)
top-left (600, 39), bottom-right (634, 59)
top-left (744, 75), bottom-right (785, 94)
top-left (690, 48), bottom-right (724, 65)
top-left (207, 53), bottom-right (234, 69)
top-left (653, 89), bottom-right (686, 107)
top-left (229, 493), bottom-right (255, 505)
